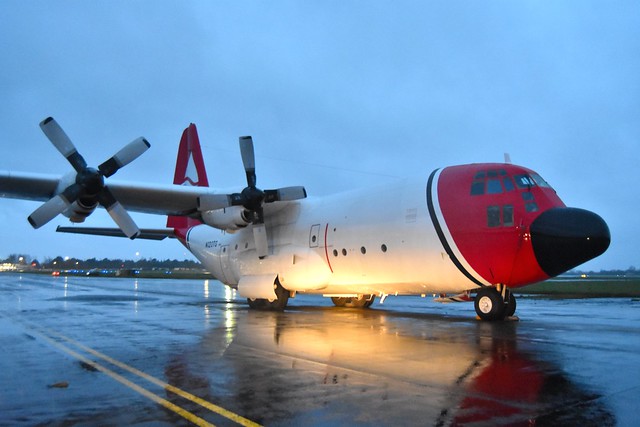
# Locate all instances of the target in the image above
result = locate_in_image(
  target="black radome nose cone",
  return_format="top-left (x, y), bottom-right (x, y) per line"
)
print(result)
top-left (530, 207), bottom-right (610, 277)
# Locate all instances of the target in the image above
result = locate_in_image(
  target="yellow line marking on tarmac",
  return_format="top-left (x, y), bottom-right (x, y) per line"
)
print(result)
top-left (45, 328), bottom-right (261, 427)
top-left (7, 316), bottom-right (262, 427)
top-left (33, 330), bottom-right (215, 427)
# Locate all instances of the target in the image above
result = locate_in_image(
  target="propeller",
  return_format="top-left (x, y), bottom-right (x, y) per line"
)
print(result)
top-left (27, 117), bottom-right (150, 239)
top-left (198, 136), bottom-right (306, 258)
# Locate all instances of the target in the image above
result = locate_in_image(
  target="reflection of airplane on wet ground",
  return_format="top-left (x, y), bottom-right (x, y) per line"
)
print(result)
top-left (0, 118), bottom-right (610, 319)
top-left (168, 307), bottom-right (615, 425)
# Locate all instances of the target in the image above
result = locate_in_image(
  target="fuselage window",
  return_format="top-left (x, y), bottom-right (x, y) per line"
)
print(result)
top-left (522, 192), bottom-right (534, 201)
top-left (487, 179), bottom-right (503, 194)
top-left (525, 202), bottom-right (539, 212)
top-left (487, 205), bottom-right (501, 227)
top-left (503, 205), bottom-right (514, 226)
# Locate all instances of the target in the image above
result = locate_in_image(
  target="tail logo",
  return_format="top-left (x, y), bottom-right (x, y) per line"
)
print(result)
top-left (183, 152), bottom-right (200, 186)
top-left (173, 123), bottom-right (209, 187)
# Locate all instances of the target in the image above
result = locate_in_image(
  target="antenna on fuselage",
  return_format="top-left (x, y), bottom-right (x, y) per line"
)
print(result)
top-left (504, 153), bottom-right (512, 164)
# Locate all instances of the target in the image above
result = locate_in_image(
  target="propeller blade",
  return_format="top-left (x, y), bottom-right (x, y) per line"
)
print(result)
top-left (253, 223), bottom-right (269, 259)
top-left (264, 186), bottom-right (307, 203)
top-left (98, 187), bottom-right (140, 239)
top-left (105, 202), bottom-right (141, 239)
top-left (197, 194), bottom-right (232, 211)
top-left (239, 136), bottom-right (256, 187)
top-left (39, 117), bottom-right (87, 171)
top-left (27, 184), bottom-right (81, 229)
top-left (98, 137), bottom-right (151, 178)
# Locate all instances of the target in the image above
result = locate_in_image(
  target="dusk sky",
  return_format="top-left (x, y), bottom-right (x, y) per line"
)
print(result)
top-left (1, 2), bottom-right (638, 271)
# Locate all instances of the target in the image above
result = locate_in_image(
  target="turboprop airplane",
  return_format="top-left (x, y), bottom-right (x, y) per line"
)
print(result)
top-left (0, 117), bottom-right (611, 320)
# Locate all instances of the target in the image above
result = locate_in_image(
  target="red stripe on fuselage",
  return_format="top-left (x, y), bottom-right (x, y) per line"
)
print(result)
top-left (323, 223), bottom-right (334, 273)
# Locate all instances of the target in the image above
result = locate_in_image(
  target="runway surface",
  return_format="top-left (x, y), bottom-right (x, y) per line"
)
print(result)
top-left (1, 273), bottom-right (639, 426)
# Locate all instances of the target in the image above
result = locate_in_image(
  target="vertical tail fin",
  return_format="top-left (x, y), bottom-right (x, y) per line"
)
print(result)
top-left (167, 124), bottom-right (208, 233)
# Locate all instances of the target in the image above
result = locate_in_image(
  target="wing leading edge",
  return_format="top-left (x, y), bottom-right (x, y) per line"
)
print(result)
top-left (0, 170), bottom-right (222, 217)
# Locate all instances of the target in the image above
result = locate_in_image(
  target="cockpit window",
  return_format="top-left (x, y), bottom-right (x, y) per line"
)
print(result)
top-left (503, 177), bottom-right (515, 192)
top-left (472, 170), bottom-right (547, 195)
top-left (514, 174), bottom-right (536, 189)
top-left (471, 181), bottom-right (484, 195)
top-left (487, 179), bottom-right (503, 194)
top-left (531, 173), bottom-right (551, 188)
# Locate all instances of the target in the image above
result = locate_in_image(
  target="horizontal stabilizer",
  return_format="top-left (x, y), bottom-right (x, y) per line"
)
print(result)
top-left (56, 226), bottom-right (175, 241)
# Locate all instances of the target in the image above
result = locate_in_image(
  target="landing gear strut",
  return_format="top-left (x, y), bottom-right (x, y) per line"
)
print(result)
top-left (474, 286), bottom-right (516, 321)
top-left (331, 295), bottom-right (376, 308)
top-left (247, 278), bottom-right (290, 311)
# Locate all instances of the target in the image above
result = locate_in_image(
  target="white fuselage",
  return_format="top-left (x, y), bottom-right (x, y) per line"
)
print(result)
top-left (186, 177), bottom-right (483, 297)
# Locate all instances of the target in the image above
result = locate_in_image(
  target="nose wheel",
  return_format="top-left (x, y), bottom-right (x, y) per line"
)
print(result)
top-left (474, 287), bottom-right (516, 321)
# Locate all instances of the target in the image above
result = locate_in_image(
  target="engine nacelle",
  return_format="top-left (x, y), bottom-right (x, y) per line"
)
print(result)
top-left (54, 172), bottom-right (98, 223)
top-left (201, 206), bottom-right (251, 231)
top-left (64, 198), bottom-right (98, 223)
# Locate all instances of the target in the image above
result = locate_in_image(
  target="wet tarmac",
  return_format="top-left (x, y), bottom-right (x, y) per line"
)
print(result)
top-left (1, 273), bottom-right (639, 426)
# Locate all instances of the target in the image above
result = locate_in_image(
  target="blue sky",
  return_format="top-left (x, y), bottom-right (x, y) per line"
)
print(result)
top-left (1, 2), bottom-right (638, 270)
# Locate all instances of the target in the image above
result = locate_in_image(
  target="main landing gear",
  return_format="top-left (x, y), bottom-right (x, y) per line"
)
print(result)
top-left (246, 278), bottom-right (290, 311)
top-left (330, 295), bottom-right (376, 308)
top-left (474, 286), bottom-right (517, 321)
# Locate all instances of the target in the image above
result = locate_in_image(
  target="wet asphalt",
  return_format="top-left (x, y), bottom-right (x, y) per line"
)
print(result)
top-left (1, 273), bottom-right (639, 426)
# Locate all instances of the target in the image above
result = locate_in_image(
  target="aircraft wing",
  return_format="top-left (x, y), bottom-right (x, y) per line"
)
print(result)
top-left (0, 171), bottom-right (59, 202)
top-left (0, 170), bottom-right (217, 217)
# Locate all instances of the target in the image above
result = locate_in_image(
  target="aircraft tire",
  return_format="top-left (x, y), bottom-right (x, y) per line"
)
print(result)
top-left (331, 295), bottom-right (375, 308)
top-left (474, 287), bottom-right (506, 321)
top-left (330, 297), bottom-right (347, 307)
top-left (246, 279), bottom-right (289, 311)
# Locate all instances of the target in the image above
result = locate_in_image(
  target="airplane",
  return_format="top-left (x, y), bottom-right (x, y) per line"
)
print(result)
top-left (0, 117), bottom-right (611, 320)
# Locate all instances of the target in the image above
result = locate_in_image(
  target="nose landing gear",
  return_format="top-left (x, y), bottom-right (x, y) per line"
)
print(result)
top-left (474, 285), bottom-right (516, 321)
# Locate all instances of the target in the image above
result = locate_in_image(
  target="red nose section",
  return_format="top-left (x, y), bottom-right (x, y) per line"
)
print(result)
top-left (429, 164), bottom-right (607, 288)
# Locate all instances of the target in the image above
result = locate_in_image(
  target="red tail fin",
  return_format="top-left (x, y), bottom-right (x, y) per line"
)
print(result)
top-left (167, 124), bottom-right (208, 234)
